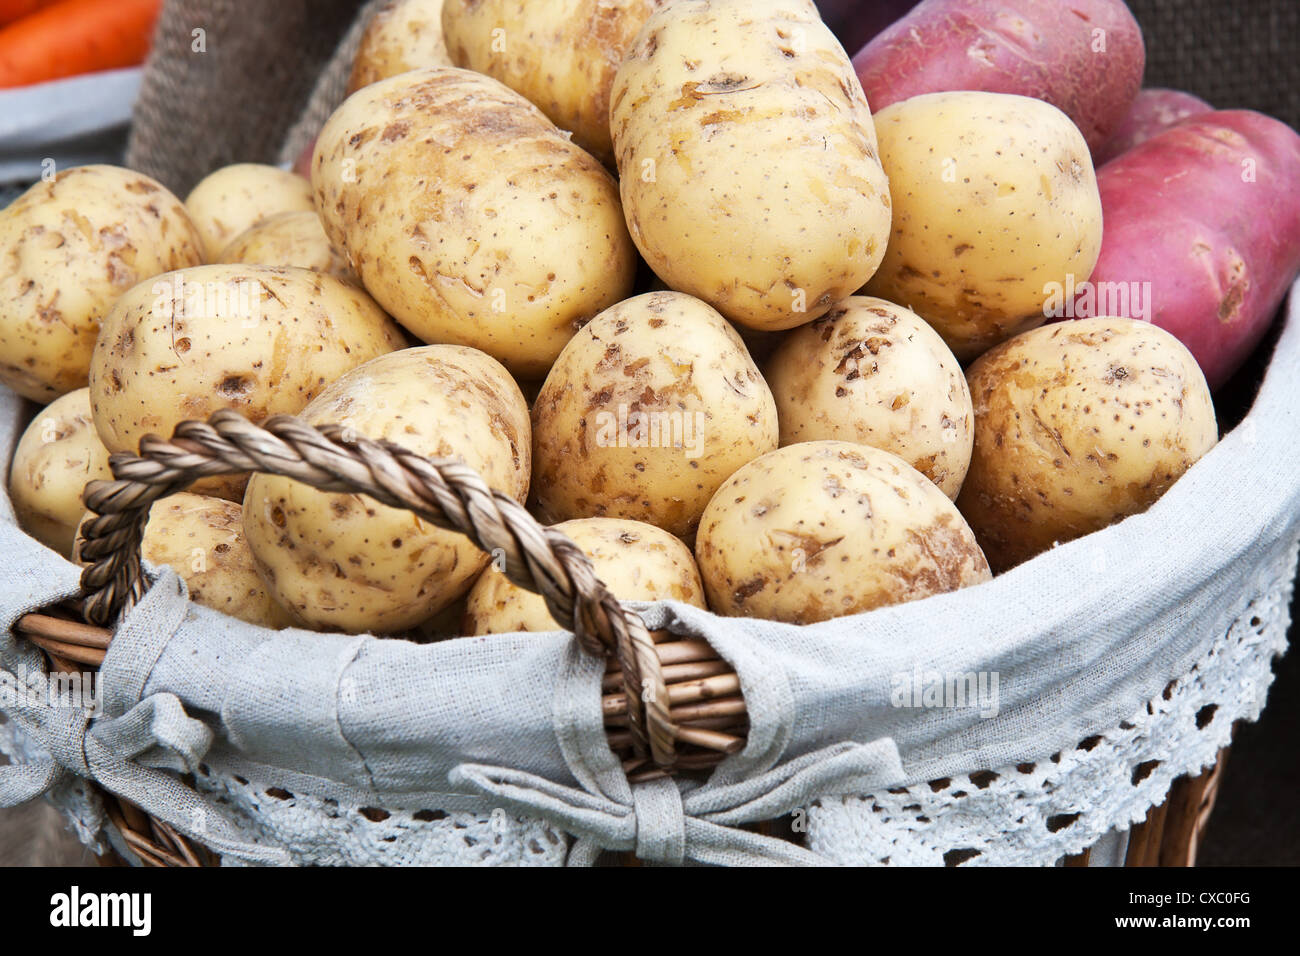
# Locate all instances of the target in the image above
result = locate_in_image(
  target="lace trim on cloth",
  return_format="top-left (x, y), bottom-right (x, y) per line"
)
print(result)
top-left (804, 538), bottom-right (1297, 866)
top-left (0, 714), bottom-right (106, 854)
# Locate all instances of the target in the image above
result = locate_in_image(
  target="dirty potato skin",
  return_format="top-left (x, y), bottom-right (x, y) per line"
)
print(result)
top-left (766, 296), bottom-right (973, 499)
top-left (0, 166), bottom-right (205, 402)
top-left (956, 318), bottom-right (1218, 573)
top-left (312, 67), bottom-right (637, 378)
top-left (217, 211), bottom-right (357, 282)
top-left (532, 291), bottom-right (778, 539)
top-left (8, 388), bottom-right (113, 558)
top-left (610, 0), bottom-right (891, 332)
top-left (348, 0), bottom-right (452, 94)
top-left (88, 264), bottom-right (406, 500)
top-left (184, 164), bottom-right (316, 261)
top-left (464, 517), bottom-right (705, 634)
top-left (864, 91), bottom-right (1103, 360)
top-left (442, 0), bottom-right (663, 165)
top-left (242, 345), bottom-right (532, 634)
top-left (696, 441), bottom-right (991, 623)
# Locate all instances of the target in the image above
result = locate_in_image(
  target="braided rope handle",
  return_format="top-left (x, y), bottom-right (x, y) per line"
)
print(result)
top-left (76, 409), bottom-right (682, 767)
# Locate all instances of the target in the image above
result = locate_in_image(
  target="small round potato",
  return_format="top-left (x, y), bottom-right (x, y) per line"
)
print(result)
top-left (765, 296), bottom-right (973, 499)
top-left (0, 166), bottom-right (205, 402)
top-left (88, 264), bottom-right (406, 500)
top-left (137, 493), bottom-right (295, 629)
top-left (217, 211), bottom-right (356, 282)
top-left (8, 388), bottom-right (113, 557)
top-left (957, 318), bottom-right (1218, 572)
top-left (349, 0), bottom-right (452, 93)
top-left (532, 291), bottom-right (778, 539)
top-left (696, 441), bottom-right (991, 623)
top-left (243, 345), bottom-right (532, 633)
top-left (864, 91), bottom-right (1103, 361)
top-left (184, 164), bottom-right (316, 260)
top-left (312, 67), bottom-right (637, 378)
top-left (464, 517), bottom-right (705, 634)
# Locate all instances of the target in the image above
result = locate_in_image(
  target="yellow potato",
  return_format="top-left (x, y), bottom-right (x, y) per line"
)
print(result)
top-left (864, 91), bottom-right (1103, 361)
top-left (184, 164), bottom-right (316, 260)
top-left (217, 210), bottom-right (356, 282)
top-left (0, 166), bottom-right (204, 402)
top-left (441, 0), bottom-right (661, 165)
top-left (610, 0), bottom-right (891, 331)
top-left (464, 517), bottom-right (705, 634)
top-left (696, 441), bottom-right (991, 624)
top-left (349, 0), bottom-right (452, 93)
top-left (765, 296), bottom-right (973, 499)
top-left (312, 67), bottom-right (637, 377)
top-left (532, 291), bottom-right (778, 538)
top-left (242, 345), bottom-right (531, 633)
top-left (8, 388), bottom-right (113, 557)
top-left (957, 318), bottom-right (1218, 572)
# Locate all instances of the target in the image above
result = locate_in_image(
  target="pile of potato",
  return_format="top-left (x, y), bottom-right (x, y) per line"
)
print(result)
top-left (5, 0), bottom-right (1298, 636)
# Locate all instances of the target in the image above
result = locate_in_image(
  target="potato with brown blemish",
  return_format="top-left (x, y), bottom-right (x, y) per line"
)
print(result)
top-left (242, 345), bottom-right (532, 633)
top-left (465, 517), bottom-right (705, 634)
top-left (696, 441), bottom-right (991, 624)
top-left (348, 0), bottom-right (452, 94)
top-left (184, 164), bottom-right (316, 261)
top-left (957, 317), bottom-right (1218, 572)
top-left (0, 166), bottom-right (205, 402)
top-left (864, 91), bottom-right (1104, 361)
top-left (217, 211), bottom-right (357, 283)
top-left (765, 296), bottom-right (973, 499)
top-left (8, 388), bottom-right (113, 558)
top-left (88, 264), bottom-right (406, 501)
top-left (313, 67), bottom-right (637, 378)
top-left (441, 0), bottom-right (663, 165)
top-left (532, 291), bottom-right (778, 539)
top-left (610, 0), bottom-right (891, 332)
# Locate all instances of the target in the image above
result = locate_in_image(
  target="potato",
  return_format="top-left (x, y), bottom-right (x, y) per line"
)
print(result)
top-left (441, 0), bottom-right (661, 165)
top-left (136, 493), bottom-right (294, 629)
top-left (765, 296), bottom-right (973, 499)
top-left (0, 165), bottom-right (204, 402)
top-left (312, 68), bottom-right (637, 378)
top-left (864, 91), bottom-right (1104, 361)
top-left (610, 0), bottom-right (891, 332)
top-left (217, 210), bottom-right (356, 282)
top-left (464, 517), bottom-right (705, 634)
top-left (1094, 88), bottom-right (1213, 166)
top-left (88, 264), bottom-right (406, 500)
top-left (696, 441), bottom-right (990, 623)
top-left (184, 164), bottom-right (316, 260)
top-left (243, 345), bottom-right (531, 633)
top-left (8, 388), bottom-right (113, 557)
top-left (532, 291), bottom-right (777, 539)
top-left (348, 0), bottom-right (452, 93)
top-left (956, 318), bottom-right (1218, 573)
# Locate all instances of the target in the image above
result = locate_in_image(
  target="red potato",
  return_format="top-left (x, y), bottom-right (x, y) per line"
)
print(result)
top-left (852, 0), bottom-right (1144, 153)
top-left (815, 0), bottom-right (919, 61)
top-left (1078, 110), bottom-right (1300, 390)
top-left (1095, 87), bottom-right (1213, 165)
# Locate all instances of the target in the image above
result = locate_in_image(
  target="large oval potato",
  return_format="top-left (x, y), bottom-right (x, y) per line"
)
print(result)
top-left (957, 318), bottom-right (1218, 572)
top-left (313, 67), bottom-right (637, 378)
top-left (532, 291), bottom-right (778, 539)
top-left (766, 296), bottom-right (973, 499)
top-left (184, 163), bottom-right (316, 261)
top-left (0, 166), bottom-right (204, 402)
top-left (8, 388), bottom-right (113, 558)
top-left (88, 264), bottom-right (406, 499)
top-left (348, 0), bottom-right (452, 93)
top-left (441, 0), bottom-right (662, 165)
top-left (464, 517), bottom-right (705, 634)
top-left (611, 0), bottom-right (891, 332)
top-left (864, 91), bottom-right (1103, 361)
top-left (243, 345), bottom-right (531, 633)
top-left (696, 441), bottom-right (991, 623)
top-left (217, 210), bottom-right (356, 282)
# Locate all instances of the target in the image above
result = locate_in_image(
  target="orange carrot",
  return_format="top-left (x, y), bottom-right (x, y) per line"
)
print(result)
top-left (0, 0), bottom-right (163, 88)
top-left (0, 0), bottom-right (60, 28)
